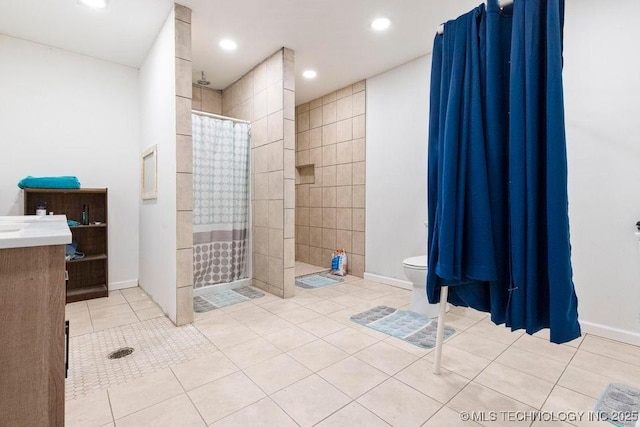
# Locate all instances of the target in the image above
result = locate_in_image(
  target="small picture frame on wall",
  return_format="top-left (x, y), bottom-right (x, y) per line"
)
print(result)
top-left (141, 145), bottom-right (158, 200)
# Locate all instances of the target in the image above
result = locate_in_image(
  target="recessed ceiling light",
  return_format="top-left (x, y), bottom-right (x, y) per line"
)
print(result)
top-left (302, 70), bottom-right (317, 79)
top-left (219, 39), bottom-right (238, 51)
top-left (371, 17), bottom-right (391, 31)
top-left (78, 0), bottom-right (108, 9)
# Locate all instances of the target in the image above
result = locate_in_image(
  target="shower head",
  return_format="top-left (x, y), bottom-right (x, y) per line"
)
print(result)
top-left (197, 71), bottom-right (210, 86)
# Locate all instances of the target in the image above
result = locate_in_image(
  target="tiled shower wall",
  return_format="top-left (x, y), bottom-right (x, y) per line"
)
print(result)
top-left (222, 48), bottom-right (296, 298)
top-left (192, 85), bottom-right (222, 114)
top-left (295, 81), bottom-right (366, 277)
top-left (174, 3), bottom-right (194, 325)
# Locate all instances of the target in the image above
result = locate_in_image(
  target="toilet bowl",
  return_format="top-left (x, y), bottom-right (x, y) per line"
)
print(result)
top-left (402, 255), bottom-right (441, 318)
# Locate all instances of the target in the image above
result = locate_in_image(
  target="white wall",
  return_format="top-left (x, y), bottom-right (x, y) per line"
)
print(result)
top-left (138, 10), bottom-right (177, 322)
top-left (0, 34), bottom-right (140, 289)
top-left (366, 0), bottom-right (640, 344)
top-left (366, 55), bottom-right (431, 284)
top-left (563, 0), bottom-right (640, 344)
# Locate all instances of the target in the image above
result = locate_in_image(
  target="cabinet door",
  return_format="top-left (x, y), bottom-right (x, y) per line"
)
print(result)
top-left (0, 245), bottom-right (66, 426)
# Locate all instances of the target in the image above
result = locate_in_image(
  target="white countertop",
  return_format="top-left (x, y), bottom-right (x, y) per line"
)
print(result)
top-left (0, 215), bottom-right (72, 249)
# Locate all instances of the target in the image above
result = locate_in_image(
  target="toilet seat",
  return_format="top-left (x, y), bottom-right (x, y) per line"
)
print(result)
top-left (402, 255), bottom-right (427, 270)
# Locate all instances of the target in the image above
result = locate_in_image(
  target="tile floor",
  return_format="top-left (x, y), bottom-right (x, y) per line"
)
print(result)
top-left (295, 261), bottom-right (330, 277)
top-left (65, 287), bottom-right (164, 337)
top-left (65, 275), bottom-right (640, 427)
top-left (66, 317), bottom-right (217, 400)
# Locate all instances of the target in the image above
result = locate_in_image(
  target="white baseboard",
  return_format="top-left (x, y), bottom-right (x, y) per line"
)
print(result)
top-left (363, 272), bottom-right (412, 290)
top-left (580, 320), bottom-right (640, 347)
top-left (109, 279), bottom-right (138, 291)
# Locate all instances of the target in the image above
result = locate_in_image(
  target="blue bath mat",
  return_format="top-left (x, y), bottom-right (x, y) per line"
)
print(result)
top-left (351, 306), bottom-right (456, 349)
top-left (595, 383), bottom-right (640, 427)
top-left (295, 273), bottom-right (344, 289)
top-left (194, 287), bottom-right (264, 313)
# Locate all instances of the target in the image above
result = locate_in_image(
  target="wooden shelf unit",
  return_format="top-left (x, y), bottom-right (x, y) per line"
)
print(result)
top-left (23, 188), bottom-right (109, 303)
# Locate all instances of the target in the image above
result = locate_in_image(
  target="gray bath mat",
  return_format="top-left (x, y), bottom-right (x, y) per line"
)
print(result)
top-left (194, 286), bottom-right (264, 313)
top-left (595, 383), bottom-right (640, 427)
top-left (351, 306), bottom-right (456, 349)
top-left (295, 273), bottom-right (345, 289)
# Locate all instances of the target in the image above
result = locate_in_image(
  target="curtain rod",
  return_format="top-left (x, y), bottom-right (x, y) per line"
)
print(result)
top-left (436, 0), bottom-right (514, 35)
top-left (191, 109), bottom-right (251, 124)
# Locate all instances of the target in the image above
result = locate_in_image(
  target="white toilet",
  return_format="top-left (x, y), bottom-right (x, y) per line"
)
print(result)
top-left (403, 255), bottom-right (441, 318)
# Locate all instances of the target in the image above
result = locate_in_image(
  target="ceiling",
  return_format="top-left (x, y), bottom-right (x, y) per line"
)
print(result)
top-left (181, 0), bottom-right (480, 104)
top-left (0, 0), bottom-right (480, 104)
top-left (0, 0), bottom-right (173, 67)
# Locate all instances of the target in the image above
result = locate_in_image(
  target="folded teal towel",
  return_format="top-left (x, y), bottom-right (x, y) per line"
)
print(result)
top-left (17, 176), bottom-right (81, 189)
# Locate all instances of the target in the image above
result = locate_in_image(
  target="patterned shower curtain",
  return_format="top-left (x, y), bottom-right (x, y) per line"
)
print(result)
top-left (192, 114), bottom-right (250, 288)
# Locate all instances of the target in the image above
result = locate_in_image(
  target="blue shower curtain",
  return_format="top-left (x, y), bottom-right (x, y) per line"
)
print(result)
top-left (427, 0), bottom-right (580, 344)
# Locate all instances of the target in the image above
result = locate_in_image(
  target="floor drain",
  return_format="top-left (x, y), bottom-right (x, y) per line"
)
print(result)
top-left (107, 347), bottom-right (134, 360)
